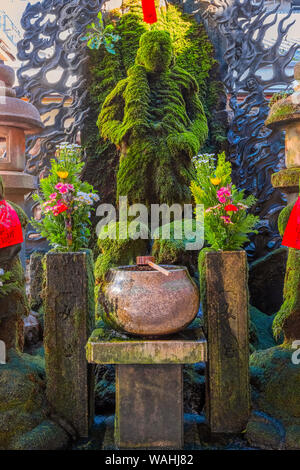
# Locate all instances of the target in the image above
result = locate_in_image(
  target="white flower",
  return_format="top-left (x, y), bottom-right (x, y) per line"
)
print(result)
top-left (0, 268), bottom-right (4, 276)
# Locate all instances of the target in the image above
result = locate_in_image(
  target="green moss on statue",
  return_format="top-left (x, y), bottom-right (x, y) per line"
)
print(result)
top-left (82, 1), bottom-right (226, 216)
top-left (98, 30), bottom-right (208, 206)
top-left (272, 201), bottom-right (300, 342)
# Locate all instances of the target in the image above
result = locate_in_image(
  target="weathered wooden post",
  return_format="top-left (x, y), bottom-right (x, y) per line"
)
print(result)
top-left (204, 251), bottom-right (250, 433)
top-left (44, 251), bottom-right (95, 438)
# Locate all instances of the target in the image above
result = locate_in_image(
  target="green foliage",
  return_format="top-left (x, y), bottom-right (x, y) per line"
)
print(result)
top-left (191, 152), bottom-right (259, 251)
top-left (98, 29), bottom-right (208, 205)
top-left (32, 144), bottom-right (99, 252)
top-left (81, 11), bottom-right (120, 53)
top-left (82, 1), bottom-right (227, 212)
top-left (0, 268), bottom-right (13, 298)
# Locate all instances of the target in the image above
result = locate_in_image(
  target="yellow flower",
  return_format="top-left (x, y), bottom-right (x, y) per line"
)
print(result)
top-left (56, 170), bottom-right (69, 179)
top-left (210, 177), bottom-right (221, 186)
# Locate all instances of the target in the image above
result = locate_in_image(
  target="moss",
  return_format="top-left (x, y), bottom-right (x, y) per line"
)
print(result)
top-left (198, 247), bottom-right (213, 336)
top-left (98, 29), bottom-right (208, 206)
top-left (250, 345), bottom-right (300, 424)
top-left (272, 168), bottom-right (300, 191)
top-left (278, 202), bottom-right (295, 236)
top-left (0, 350), bottom-right (47, 449)
top-left (249, 306), bottom-right (277, 351)
top-left (151, 219), bottom-right (199, 275)
top-left (82, 2), bottom-right (227, 239)
top-left (95, 221), bottom-right (149, 314)
top-left (273, 247), bottom-right (300, 342)
top-left (266, 103), bottom-right (296, 126)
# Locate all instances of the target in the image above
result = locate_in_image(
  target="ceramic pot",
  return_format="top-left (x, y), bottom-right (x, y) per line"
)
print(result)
top-left (100, 265), bottom-right (199, 337)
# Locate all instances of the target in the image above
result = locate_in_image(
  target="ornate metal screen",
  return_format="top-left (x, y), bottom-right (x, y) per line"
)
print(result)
top-left (16, 0), bottom-right (299, 259)
top-left (16, 0), bottom-right (103, 181)
top-left (200, 0), bottom-right (299, 258)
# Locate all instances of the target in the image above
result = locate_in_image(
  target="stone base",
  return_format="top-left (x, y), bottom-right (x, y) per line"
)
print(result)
top-left (116, 364), bottom-right (183, 449)
top-left (87, 321), bottom-right (207, 449)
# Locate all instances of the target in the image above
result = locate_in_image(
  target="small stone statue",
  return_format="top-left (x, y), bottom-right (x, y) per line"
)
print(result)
top-left (0, 176), bottom-right (28, 352)
top-left (98, 30), bottom-right (208, 206)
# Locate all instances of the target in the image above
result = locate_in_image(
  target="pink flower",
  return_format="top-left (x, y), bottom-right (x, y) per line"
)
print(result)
top-left (217, 186), bottom-right (232, 204)
top-left (66, 184), bottom-right (74, 191)
top-left (221, 215), bottom-right (233, 225)
top-left (55, 183), bottom-right (69, 194)
top-left (49, 192), bottom-right (57, 200)
top-left (217, 194), bottom-right (226, 204)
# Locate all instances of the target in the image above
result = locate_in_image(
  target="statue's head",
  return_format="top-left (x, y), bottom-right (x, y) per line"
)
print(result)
top-left (137, 30), bottom-right (172, 73)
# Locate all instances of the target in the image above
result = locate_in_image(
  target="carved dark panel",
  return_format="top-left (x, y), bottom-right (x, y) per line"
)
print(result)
top-left (16, 0), bottom-right (103, 181)
top-left (202, 0), bottom-right (299, 259)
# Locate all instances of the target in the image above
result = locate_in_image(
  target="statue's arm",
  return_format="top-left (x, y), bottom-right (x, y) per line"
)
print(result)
top-left (172, 67), bottom-right (208, 149)
top-left (98, 79), bottom-right (128, 146)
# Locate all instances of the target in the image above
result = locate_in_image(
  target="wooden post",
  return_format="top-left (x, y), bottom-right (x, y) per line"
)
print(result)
top-left (204, 251), bottom-right (250, 433)
top-left (44, 251), bottom-right (95, 438)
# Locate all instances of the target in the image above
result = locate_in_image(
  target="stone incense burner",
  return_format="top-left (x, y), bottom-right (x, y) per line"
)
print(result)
top-left (100, 258), bottom-right (199, 337)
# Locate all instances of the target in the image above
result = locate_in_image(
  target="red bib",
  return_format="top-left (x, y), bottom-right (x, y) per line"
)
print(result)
top-left (141, 0), bottom-right (157, 24)
top-left (0, 200), bottom-right (23, 249)
top-left (282, 196), bottom-right (300, 250)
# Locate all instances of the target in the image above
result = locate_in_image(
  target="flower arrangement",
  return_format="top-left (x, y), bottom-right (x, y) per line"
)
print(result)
top-left (191, 152), bottom-right (258, 251)
top-left (32, 143), bottom-right (99, 252)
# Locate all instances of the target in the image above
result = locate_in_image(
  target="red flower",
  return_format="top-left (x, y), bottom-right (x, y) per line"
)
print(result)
top-left (224, 204), bottom-right (238, 212)
top-left (53, 202), bottom-right (68, 216)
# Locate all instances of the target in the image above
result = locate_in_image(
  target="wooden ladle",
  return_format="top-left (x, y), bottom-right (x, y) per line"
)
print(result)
top-left (136, 256), bottom-right (170, 276)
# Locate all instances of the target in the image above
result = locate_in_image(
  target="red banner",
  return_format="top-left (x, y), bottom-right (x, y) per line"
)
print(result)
top-left (282, 196), bottom-right (300, 250)
top-left (0, 200), bottom-right (23, 249)
top-left (141, 0), bottom-right (157, 24)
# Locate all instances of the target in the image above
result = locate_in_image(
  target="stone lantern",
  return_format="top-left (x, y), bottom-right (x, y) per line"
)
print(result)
top-left (0, 61), bottom-right (44, 206)
top-left (265, 61), bottom-right (300, 341)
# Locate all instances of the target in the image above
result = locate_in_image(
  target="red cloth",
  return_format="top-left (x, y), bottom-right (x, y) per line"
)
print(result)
top-left (282, 196), bottom-right (300, 250)
top-left (0, 200), bottom-right (23, 249)
top-left (141, 0), bottom-right (157, 24)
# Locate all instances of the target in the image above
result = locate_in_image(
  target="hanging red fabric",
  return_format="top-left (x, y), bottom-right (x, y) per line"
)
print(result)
top-left (282, 196), bottom-right (300, 250)
top-left (141, 0), bottom-right (157, 24)
top-left (0, 200), bottom-right (23, 249)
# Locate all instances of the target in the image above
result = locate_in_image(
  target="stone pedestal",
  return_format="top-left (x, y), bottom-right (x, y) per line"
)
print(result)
top-left (87, 323), bottom-right (207, 449)
top-left (44, 251), bottom-right (95, 438)
top-left (204, 251), bottom-right (250, 433)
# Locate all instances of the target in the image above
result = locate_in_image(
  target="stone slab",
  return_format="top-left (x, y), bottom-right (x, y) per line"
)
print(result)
top-left (115, 364), bottom-right (183, 449)
top-left (86, 322), bottom-right (207, 365)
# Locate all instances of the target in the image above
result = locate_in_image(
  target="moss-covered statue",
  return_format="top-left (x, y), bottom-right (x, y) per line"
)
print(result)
top-left (98, 30), bottom-right (208, 206)
top-left (0, 176), bottom-right (29, 352)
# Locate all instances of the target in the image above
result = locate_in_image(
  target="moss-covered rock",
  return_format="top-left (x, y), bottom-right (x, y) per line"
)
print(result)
top-left (249, 306), bottom-right (277, 352)
top-left (0, 350), bottom-right (48, 449)
top-left (250, 345), bottom-right (300, 425)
